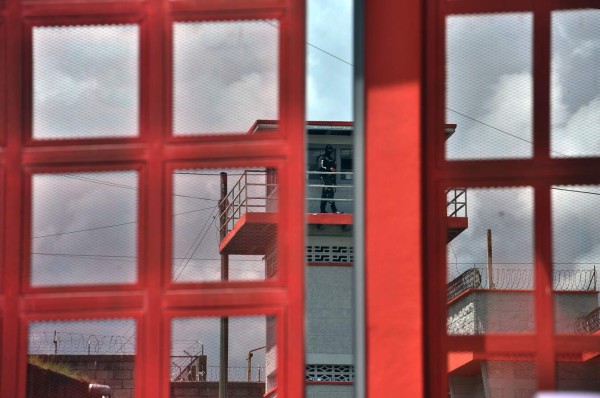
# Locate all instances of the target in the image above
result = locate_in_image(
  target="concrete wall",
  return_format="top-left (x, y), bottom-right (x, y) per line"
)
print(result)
top-left (306, 384), bottom-right (354, 398)
top-left (448, 291), bottom-right (598, 334)
top-left (448, 374), bottom-right (485, 398)
top-left (36, 355), bottom-right (134, 398)
top-left (27, 364), bottom-right (89, 398)
top-left (170, 382), bottom-right (264, 398)
top-left (481, 361), bottom-right (536, 398)
top-left (305, 267), bottom-right (353, 357)
top-left (557, 359), bottom-right (600, 390)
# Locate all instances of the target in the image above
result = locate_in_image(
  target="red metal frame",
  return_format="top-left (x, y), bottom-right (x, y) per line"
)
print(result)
top-left (423, 0), bottom-right (600, 396)
top-left (0, 1), bottom-right (305, 398)
top-left (363, 1), bottom-right (424, 397)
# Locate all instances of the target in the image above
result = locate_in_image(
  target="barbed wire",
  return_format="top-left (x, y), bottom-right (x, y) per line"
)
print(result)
top-left (29, 331), bottom-right (135, 355)
top-left (448, 267), bottom-right (597, 301)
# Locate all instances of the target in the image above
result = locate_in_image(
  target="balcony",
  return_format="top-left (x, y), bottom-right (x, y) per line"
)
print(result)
top-left (218, 170), bottom-right (469, 254)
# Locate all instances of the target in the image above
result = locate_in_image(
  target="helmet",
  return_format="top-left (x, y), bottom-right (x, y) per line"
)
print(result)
top-left (325, 144), bottom-right (334, 154)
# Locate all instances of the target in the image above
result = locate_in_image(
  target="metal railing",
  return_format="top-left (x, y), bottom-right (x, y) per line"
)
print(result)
top-left (218, 171), bottom-right (468, 238)
top-left (306, 171), bottom-right (354, 202)
top-left (219, 170), bottom-right (277, 237)
top-left (171, 364), bottom-right (265, 383)
top-left (447, 266), bottom-right (597, 301)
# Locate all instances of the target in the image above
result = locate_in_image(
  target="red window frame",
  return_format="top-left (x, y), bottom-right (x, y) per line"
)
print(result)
top-left (363, 1), bottom-right (600, 397)
top-left (424, 0), bottom-right (600, 396)
top-left (0, 1), bottom-right (305, 397)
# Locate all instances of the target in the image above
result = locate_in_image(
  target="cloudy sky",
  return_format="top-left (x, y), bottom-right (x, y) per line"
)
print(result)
top-left (26, 0), bottom-right (600, 383)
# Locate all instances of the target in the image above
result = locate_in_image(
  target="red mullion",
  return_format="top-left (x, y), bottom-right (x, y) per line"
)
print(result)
top-left (161, 306), bottom-right (285, 398)
top-left (164, 288), bottom-right (287, 310)
top-left (21, 145), bottom-right (148, 165)
top-left (163, 157), bottom-right (285, 292)
top-left (275, 3), bottom-right (304, 396)
top-left (532, 2), bottom-right (552, 162)
top-left (169, 0), bottom-right (286, 14)
top-left (2, 0), bottom-right (24, 395)
top-left (441, 158), bottom-right (600, 181)
top-left (163, 8), bottom-right (285, 144)
top-left (164, 140), bottom-right (287, 162)
top-left (140, 0), bottom-right (165, 396)
top-left (424, 180), bottom-right (449, 398)
top-left (20, 162), bottom-right (147, 294)
top-left (447, 335), bottom-right (537, 354)
top-left (444, 0), bottom-right (535, 16)
top-left (534, 184), bottom-right (556, 389)
top-left (0, 166), bottom-right (5, 292)
top-left (21, 291), bottom-right (145, 313)
top-left (0, 19), bottom-right (5, 148)
top-left (21, 13), bottom-right (146, 148)
top-left (554, 0), bottom-right (600, 10)
top-left (428, 0), bottom-right (445, 172)
top-left (554, 335), bottom-right (600, 353)
top-left (18, 310), bottom-right (144, 398)
top-left (21, 1), bottom-right (143, 18)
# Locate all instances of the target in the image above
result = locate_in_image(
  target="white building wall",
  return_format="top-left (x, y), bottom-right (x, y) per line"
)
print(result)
top-left (305, 266), bottom-right (353, 357)
top-left (448, 291), bottom-right (597, 334)
top-left (306, 384), bottom-right (354, 398)
top-left (448, 291), bottom-right (599, 398)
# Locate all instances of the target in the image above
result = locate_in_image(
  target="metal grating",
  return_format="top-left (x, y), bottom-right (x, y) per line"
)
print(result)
top-left (305, 364), bottom-right (354, 382)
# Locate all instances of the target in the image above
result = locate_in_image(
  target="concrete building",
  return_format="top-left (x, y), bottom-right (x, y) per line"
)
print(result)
top-left (217, 120), bottom-right (468, 397)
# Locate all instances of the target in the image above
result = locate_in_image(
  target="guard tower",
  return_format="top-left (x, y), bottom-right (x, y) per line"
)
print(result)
top-left (217, 120), bottom-right (469, 397)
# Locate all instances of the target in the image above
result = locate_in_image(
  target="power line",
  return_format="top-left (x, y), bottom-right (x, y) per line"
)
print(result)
top-left (445, 107), bottom-right (532, 145)
top-left (56, 174), bottom-right (219, 202)
top-left (551, 187), bottom-right (600, 196)
top-left (173, 207), bottom-right (219, 281)
top-left (32, 205), bottom-right (216, 239)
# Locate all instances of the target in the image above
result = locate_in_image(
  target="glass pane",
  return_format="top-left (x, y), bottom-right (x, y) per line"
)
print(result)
top-left (556, 352), bottom-right (600, 391)
top-left (447, 188), bottom-right (534, 334)
top-left (552, 185), bottom-right (600, 334)
top-left (173, 20), bottom-right (279, 136)
top-left (28, 319), bottom-right (136, 397)
top-left (31, 171), bottom-right (138, 286)
top-left (551, 10), bottom-right (600, 158)
top-left (448, 352), bottom-right (536, 398)
top-left (446, 13), bottom-right (533, 160)
top-left (33, 25), bottom-right (139, 139)
top-left (170, 316), bottom-right (276, 396)
top-left (172, 169), bottom-right (278, 282)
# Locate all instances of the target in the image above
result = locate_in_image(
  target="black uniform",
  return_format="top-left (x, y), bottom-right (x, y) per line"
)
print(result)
top-left (319, 145), bottom-right (339, 213)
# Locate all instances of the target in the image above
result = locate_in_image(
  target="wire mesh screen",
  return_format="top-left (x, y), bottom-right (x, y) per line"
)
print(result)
top-left (173, 20), bottom-right (279, 136)
top-left (447, 188), bottom-right (534, 334)
top-left (31, 171), bottom-right (138, 286)
top-left (172, 169), bottom-right (278, 282)
top-left (446, 13), bottom-right (533, 160)
top-left (553, 185), bottom-right (600, 334)
top-left (170, 316), bottom-right (276, 397)
top-left (33, 24), bottom-right (139, 140)
top-left (551, 10), bottom-right (600, 158)
top-left (27, 319), bottom-right (136, 398)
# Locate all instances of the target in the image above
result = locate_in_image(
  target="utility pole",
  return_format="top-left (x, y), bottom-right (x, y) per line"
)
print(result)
top-left (219, 172), bottom-right (229, 398)
top-left (487, 229), bottom-right (494, 289)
